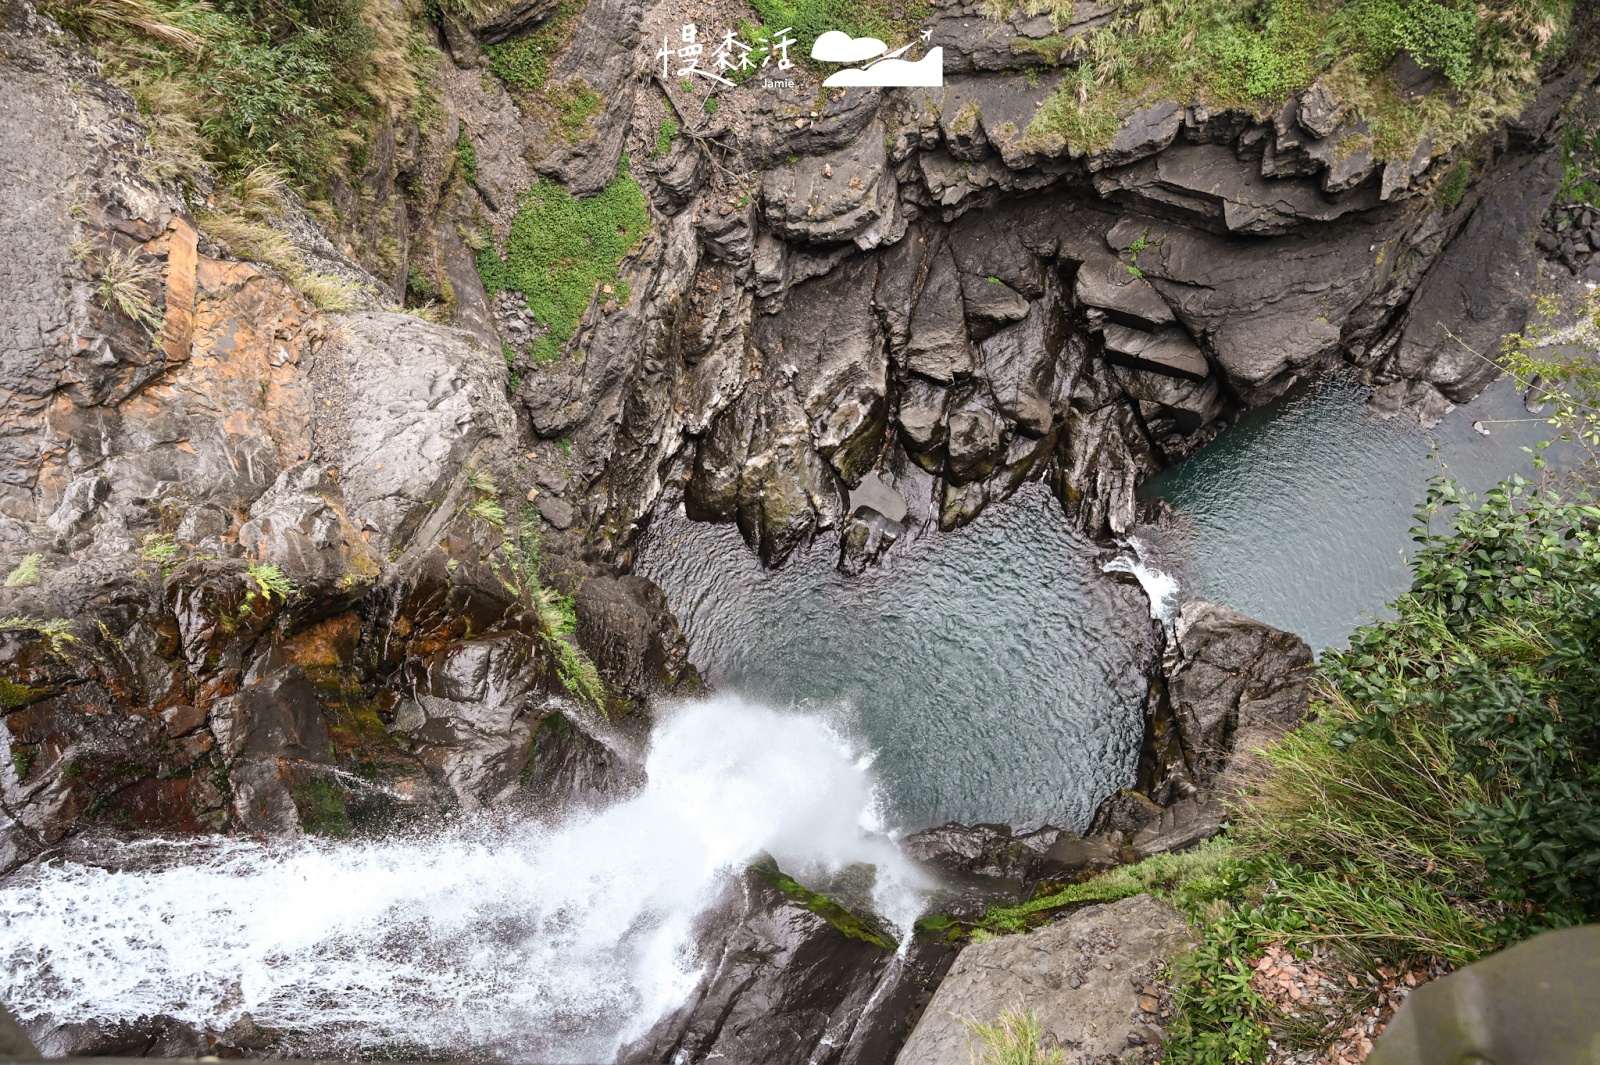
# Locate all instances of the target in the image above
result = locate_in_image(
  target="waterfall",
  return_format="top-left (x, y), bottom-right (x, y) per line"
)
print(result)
top-left (1102, 538), bottom-right (1181, 632)
top-left (0, 697), bottom-right (927, 1062)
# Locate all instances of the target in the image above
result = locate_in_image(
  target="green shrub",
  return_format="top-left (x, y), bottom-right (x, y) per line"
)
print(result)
top-left (47, 0), bottom-right (436, 217)
top-left (475, 163), bottom-right (648, 364)
top-left (1329, 479), bottom-right (1600, 931)
top-left (454, 127), bottom-right (478, 184)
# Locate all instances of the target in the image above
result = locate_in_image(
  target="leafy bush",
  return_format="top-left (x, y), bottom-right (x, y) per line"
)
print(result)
top-left (454, 127), bottom-right (478, 184)
top-left (1329, 478), bottom-right (1600, 930)
top-left (47, 0), bottom-right (434, 205)
top-left (744, 0), bottom-right (931, 64)
top-left (476, 164), bottom-right (649, 364)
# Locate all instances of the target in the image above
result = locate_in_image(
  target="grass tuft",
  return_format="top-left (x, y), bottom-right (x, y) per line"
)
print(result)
top-left (962, 1009), bottom-right (1064, 1065)
top-left (4, 555), bottom-right (43, 589)
top-left (93, 247), bottom-right (164, 329)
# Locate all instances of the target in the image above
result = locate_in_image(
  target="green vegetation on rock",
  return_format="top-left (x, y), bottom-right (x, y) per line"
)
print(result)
top-left (653, 117), bottom-right (679, 158)
top-left (1023, 0), bottom-right (1573, 157)
top-left (454, 127), bottom-right (478, 185)
top-left (484, 0), bottom-right (583, 105)
top-left (292, 777), bottom-right (353, 837)
top-left (751, 857), bottom-right (898, 950)
top-left (43, 0), bottom-right (437, 194)
top-left (3, 554), bottom-right (42, 589)
top-left (963, 1009), bottom-right (1063, 1065)
top-left (745, 0), bottom-right (931, 66)
top-left (475, 163), bottom-right (649, 364)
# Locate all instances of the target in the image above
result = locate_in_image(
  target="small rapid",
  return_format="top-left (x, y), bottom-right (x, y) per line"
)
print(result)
top-left (0, 697), bottom-right (928, 1062)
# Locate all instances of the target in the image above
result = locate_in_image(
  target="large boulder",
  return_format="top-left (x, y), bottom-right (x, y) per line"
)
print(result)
top-left (895, 894), bottom-right (1194, 1065)
top-left (573, 575), bottom-right (692, 704)
top-left (622, 867), bottom-right (951, 1065)
top-left (309, 312), bottom-right (518, 556)
top-left (1166, 600), bottom-right (1315, 788)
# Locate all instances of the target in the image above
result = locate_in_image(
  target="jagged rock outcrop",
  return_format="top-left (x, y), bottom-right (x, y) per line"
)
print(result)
top-left (620, 866), bottom-right (956, 1065)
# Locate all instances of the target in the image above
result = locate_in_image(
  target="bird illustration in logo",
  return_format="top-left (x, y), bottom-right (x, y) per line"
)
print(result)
top-left (810, 29), bottom-right (943, 87)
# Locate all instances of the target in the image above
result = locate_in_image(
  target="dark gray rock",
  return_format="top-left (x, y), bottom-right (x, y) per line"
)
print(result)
top-left (1303, 117), bottom-right (1378, 193)
top-left (904, 243), bottom-right (975, 382)
top-left (1101, 323), bottom-right (1210, 380)
top-left (945, 391), bottom-right (1006, 484)
top-left (931, 0), bottom-right (1112, 74)
top-left (1167, 600), bottom-right (1314, 788)
top-left (976, 275), bottom-right (1065, 436)
top-left (402, 634), bottom-right (546, 810)
top-left (760, 120), bottom-right (899, 248)
top-left (1088, 101), bottom-right (1185, 171)
top-left (533, 0), bottom-right (644, 197)
top-left (573, 574), bottom-right (691, 703)
top-left (1093, 141), bottom-right (1382, 234)
top-left (474, 0), bottom-right (558, 43)
top-left (1384, 148), bottom-right (1566, 401)
top-left (960, 274), bottom-right (1031, 328)
top-left (622, 867), bottom-right (950, 1065)
top-left (697, 198), bottom-right (758, 262)
top-left (1073, 248), bottom-right (1175, 329)
top-left (522, 710), bottom-right (645, 813)
top-left (1297, 80), bottom-right (1345, 139)
top-left (901, 821), bottom-right (1064, 881)
top-left (535, 494), bottom-right (575, 529)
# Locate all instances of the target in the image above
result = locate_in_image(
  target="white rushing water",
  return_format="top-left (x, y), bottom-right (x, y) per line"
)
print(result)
top-left (1102, 538), bottom-right (1180, 632)
top-left (0, 697), bottom-right (928, 1061)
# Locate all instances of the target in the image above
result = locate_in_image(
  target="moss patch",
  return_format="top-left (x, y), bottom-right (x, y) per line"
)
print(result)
top-left (550, 77), bottom-right (603, 140)
top-left (292, 777), bottom-right (353, 837)
top-left (485, 0), bottom-right (584, 100)
top-left (751, 857), bottom-right (897, 950)
top-left (475, 162), bottom-right (649, 363)
top-left (0, 678), bottom-right (46, 710)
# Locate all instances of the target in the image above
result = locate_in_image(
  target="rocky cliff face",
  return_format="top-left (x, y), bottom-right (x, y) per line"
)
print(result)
top-left (470, 0), bottom-right (1597, 563)
top-left (0, 0), bottom-right (1595, 1057)
top-left (0, 2), bottom-right (692, 863)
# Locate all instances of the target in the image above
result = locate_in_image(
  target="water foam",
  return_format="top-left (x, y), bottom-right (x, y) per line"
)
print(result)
top-left (1103, 538), bottom-right (1180, 631)
top-left (0, 696), bottom-right (927, 1061)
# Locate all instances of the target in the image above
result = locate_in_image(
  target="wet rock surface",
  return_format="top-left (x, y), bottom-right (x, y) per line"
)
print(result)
top-left (621, 866), bottom-right (957, 1065)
